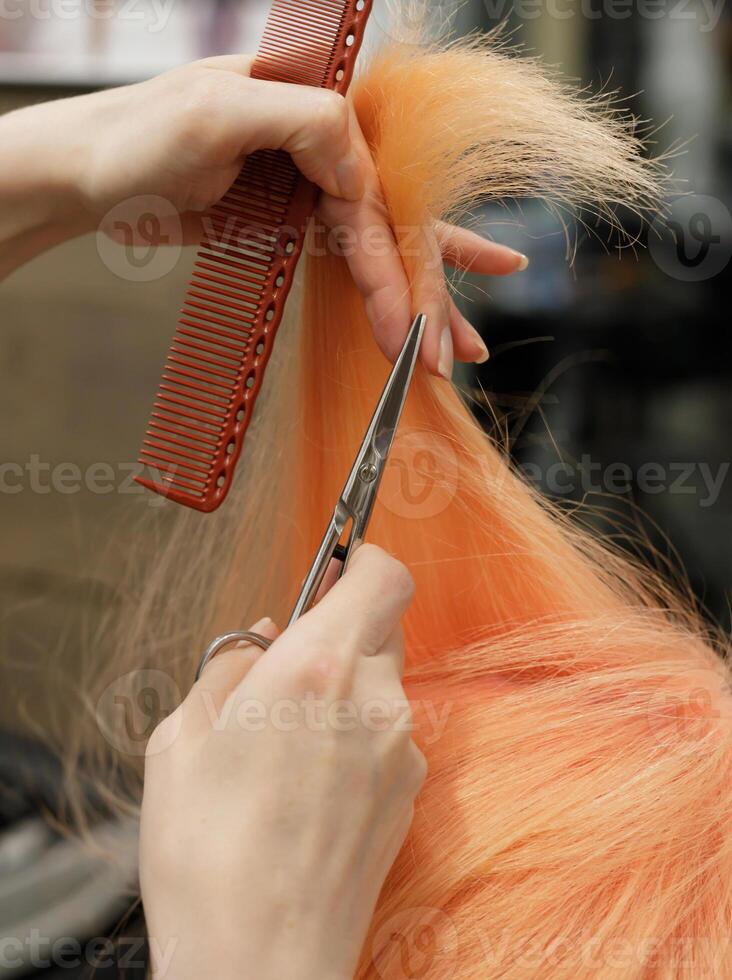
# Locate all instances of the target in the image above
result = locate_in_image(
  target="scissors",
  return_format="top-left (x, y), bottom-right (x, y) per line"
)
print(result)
top-left (195, 312), bottom-right (427, 681)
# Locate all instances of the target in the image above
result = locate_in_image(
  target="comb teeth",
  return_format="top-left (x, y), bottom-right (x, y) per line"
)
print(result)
top-left (138, 151), bottom-right (306, 504)
top-left (257, 0), bottom-right (357, 85)
top-left (136, 0), bottom-right (373, 512)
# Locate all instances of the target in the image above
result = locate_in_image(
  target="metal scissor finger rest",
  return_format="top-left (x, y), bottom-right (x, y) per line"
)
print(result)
top-left (195, 313), bottom-right (427, 684)
top-left (196, 632), bottom-right (273, 681)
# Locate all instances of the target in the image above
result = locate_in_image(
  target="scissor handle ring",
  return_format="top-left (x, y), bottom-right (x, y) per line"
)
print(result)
top-left (195, 631), bottom-right (272, 682)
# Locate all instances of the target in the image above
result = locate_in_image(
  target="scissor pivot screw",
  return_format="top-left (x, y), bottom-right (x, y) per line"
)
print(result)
top-left (359, 463), bottom-right (378, 483)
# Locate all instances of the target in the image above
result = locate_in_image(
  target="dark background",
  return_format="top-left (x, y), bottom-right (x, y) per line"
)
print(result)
top-left (459, 0), bottom-right (732, 630)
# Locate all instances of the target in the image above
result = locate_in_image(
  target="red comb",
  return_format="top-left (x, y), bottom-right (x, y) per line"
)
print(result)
top-left (136, 0), bottom-right (373, 512)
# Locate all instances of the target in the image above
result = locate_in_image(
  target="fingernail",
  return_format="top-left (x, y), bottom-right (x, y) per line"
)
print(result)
top-left (513, 250), bottom-right (529, 271)
top-left (335, 153), bottom-right (366, 201)
top-left (438, 327), bottom-right (454, 381)
top-left (469, 326), bottom-right (490, 364)
top-left (236, 617), bottom-right (272, 648)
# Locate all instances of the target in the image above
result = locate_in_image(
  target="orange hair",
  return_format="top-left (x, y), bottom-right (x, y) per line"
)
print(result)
top-left (71, 35), bottom-right (732, 980)
top-left (284, 41), bottom-right (731, 979)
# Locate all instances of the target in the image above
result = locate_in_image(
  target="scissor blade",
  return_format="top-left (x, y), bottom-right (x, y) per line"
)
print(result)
top-left (371, 313), bottom-right (426, 459)
top-left (288, 314), bottom-right (427, 627)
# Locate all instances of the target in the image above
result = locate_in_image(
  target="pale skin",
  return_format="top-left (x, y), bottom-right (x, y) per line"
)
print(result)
top-left (0, 55), bottom-right (527, 377)
top-left (142, 546), bottom-right (422, 980)
top-left (1, 56), bottom-right (527, 976)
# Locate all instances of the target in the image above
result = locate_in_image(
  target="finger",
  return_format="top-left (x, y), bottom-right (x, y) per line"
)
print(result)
top-left (388, 624), bottom-right (407, 678)
top-left (220, 76), bottom-right (366, 201)
top-left (196, 618), bottom-right (281, 700)
top-left (318, 109), bottom-right (412, 365)
top-left (196, 54), bottom-right (256, 75)
top-left (296, 544), bottom-right (415, 659)
top-left (183, 618), bottom-right (281, 735)
top-left (436, 221), bottom-right (529, 276)
top-left (312, 557), bottom-right (345, 606)
top-left (448, 296), bottom-right (490, 365)
top-left (407, 224), bottom-right (453, 380)
top-left (357, 623), bottom-right (406, 685)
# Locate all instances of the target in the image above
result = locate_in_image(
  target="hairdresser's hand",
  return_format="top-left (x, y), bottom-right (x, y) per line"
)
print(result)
top-left (0, 55), bottom-right (366, 277)
top-left (318, 118), bottom-right (529, 377)
top-left (140, 545), bottom-right (425, 980)
top-left (1, 57), bottom-right (526, 375)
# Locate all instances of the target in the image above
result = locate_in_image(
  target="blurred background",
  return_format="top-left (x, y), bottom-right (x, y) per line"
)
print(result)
top-left (0, 0), bottom-right (730, 974)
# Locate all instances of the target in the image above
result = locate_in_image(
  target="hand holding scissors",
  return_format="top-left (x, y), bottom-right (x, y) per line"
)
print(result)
top-left (144, 323), bottom-right (428, 978)
top-left (196, 313), bottom-right (427, 679)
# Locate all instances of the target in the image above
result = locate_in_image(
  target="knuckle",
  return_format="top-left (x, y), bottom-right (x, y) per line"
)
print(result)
top-left (374, 699), bottom-right (412, 737)
top-left (145, 708), bottom-right (181, 759)
top-left (379, 554), bottom-right (416, 605)
top-left (177, 74), bottom-right (223, 142)
top-left (400, 699), bottom-right (415, 732)
top-left (288, 628), bottom-right (349, 694)
top-left (354, 545), bottom-right (414, 602)
top-left (410, 745), bottom-right (428, 791)
top-left (311, 90), bottom-right (349, 142)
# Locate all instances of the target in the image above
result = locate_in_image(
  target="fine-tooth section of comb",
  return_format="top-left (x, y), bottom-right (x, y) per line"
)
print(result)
top-left (136, 0), bottom-right (373, 512)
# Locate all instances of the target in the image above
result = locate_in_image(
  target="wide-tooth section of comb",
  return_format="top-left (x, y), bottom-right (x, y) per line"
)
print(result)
top-left (136, 0), bottom-right (373, 512)
top-left (256, 0), bottom-right (354, 85)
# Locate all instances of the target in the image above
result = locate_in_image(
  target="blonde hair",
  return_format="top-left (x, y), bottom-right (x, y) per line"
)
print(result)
top-left (69, 34), bottom-right (732, 980)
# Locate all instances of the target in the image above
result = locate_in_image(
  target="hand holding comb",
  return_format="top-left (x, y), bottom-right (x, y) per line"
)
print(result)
top-left (136, 0), bottom-right (373, 512)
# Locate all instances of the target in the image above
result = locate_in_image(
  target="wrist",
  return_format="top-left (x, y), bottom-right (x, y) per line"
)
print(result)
top-left (145, 900), bottom-right (356, 980)
top-left (0, 97), bottom-right (96, 239)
